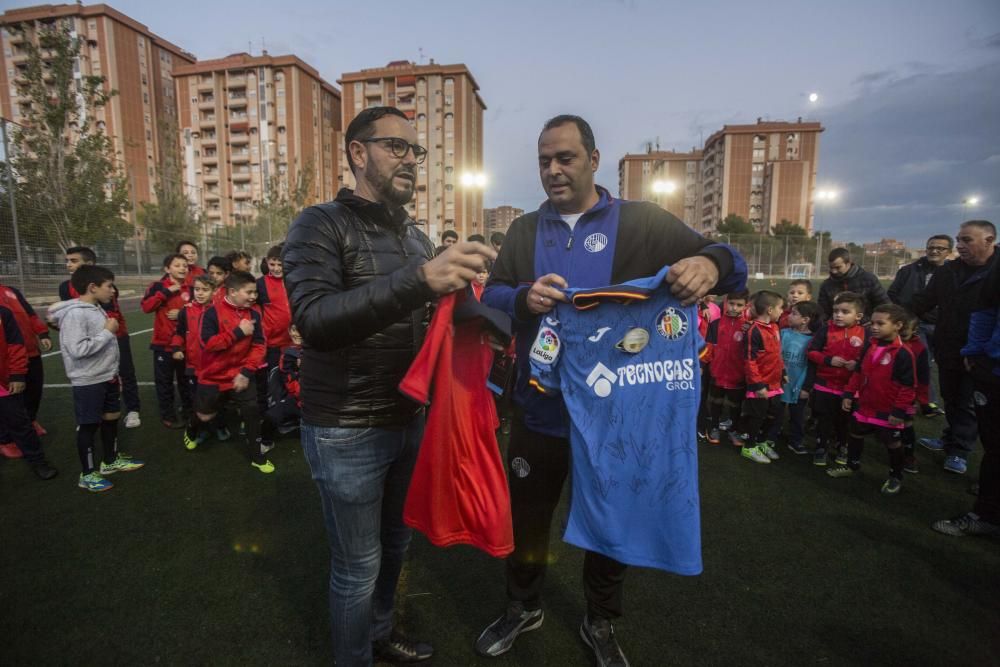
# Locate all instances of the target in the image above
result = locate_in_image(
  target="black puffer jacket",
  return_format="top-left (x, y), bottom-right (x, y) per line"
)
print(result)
top-left (282, 189), bottom-right (436, 427)
top-left (818, 263), bottom-right (889, 319)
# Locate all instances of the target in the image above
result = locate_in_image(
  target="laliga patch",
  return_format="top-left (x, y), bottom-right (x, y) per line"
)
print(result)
top-left (615, 327), bottom-right (650, 354)
top-left (511, 456), bottom-right (531, 478)
top-left (850, 336), bottom-right (863, 347)
top-left (656, 307), bottom-right (690, 340)
top-left (974, 391), bottom-right (988, 407)
top-left (530, 327), bottom-right (560, 365)
top-left (584, 232), bottom-right (608, 253)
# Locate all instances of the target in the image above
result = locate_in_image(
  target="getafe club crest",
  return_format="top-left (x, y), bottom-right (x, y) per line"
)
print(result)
top-left (655, 307), bottom-right (690, 340)
top-left (530, 326), bottom-right (561, 365)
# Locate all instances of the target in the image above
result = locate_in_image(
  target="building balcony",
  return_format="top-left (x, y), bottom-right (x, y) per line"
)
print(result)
top-left (229, 132), bottom-right (249, 145)
top-left (233, 190), bottom-right (252, 200)
top-left (232, 170), bottom-right (252, 181)
top-left (202, 154), bottom-right (218, 164)
top-left (200, 136), bottom-right (216, 146)
top-left (231, 152), bottom-right (250, 163)
top-left (198, 98), bottom-right (216, 109)
top-left (228, 76), bottom-right (247, 87)
top-left (229, 120), bottom-right (250, 133)
top-left (365, 85), bottom-right (383, 97)
top-left (200, 116), bottom-right (217, 128)
top-left (202, 171), bottom-right (219, 183)
top-left (204, 191), bottom-right (220, 201)
top-left (206, 209), bottom-right (222, 219)
top-left (197, 79), bottom-right (214, 91)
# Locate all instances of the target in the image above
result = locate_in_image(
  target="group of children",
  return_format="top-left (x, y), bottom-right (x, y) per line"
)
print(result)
top-left (700, 279), bottom-right (930, 496)
top-left (0, 240), bottom-right (302, 493)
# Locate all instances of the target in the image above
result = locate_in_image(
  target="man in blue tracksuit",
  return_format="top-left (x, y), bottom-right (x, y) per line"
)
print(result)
top-left (475, 115), bottom-right (746, 666)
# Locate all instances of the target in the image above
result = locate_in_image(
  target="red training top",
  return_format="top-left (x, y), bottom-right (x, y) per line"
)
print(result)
top-left (256, 274), bottom-right (293, 350)
top-left (0, 283), bottom-right (48, 357)
top-left (744, 320), bottom-right (784, 394)
top-left (399, 291), bottom-right (514, 558)
top-left (903, 336), bottom-right (931, 407)
top-left (170, 301), bottom-right (208, 373)
top-left (197, 297), bottom-right (265, 390)
top-left (806, 321), bottom-right (868, 393)
top-left (141, 276), bottom-right (190, 348)
top-left (705, 312), bottom-right (749, 389)
top-left (0, 305), bottom-right (27, 396)
top-left (845, 337), bottom-right (916, 427)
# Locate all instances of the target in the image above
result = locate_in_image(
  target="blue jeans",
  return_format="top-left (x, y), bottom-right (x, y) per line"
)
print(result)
top-left (300, 415), bottom-right (424, 667)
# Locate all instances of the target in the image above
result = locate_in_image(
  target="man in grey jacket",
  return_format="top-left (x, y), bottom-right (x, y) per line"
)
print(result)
top-left (49, 265), bottom-right (145, 493)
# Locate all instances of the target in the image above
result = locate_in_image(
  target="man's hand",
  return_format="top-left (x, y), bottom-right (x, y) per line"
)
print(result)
top-left (167, 309), bottom-right (180, 321)
top-left (104, 318), bottom-right (119, 334)
top-left (419, 242), bottom-right (496, 295)
top-left (527, 273), bottom-right (569, 315)
top-left (232, 373), bottom-right (250, 392)
top-left (238, 319), bottom-right (255, 336)
top-left (38, 338), bottom-right (52, 352)
top-left (665, 256), bottom-right (719, 306)
top-left (8, 381), bottom-right (25, 394)
top-left (172, 351), bottom-right (184, 361)
top-left (755, 388), bottom-right (768, 399)
top-left (841, 398), bottom-right (853, 412)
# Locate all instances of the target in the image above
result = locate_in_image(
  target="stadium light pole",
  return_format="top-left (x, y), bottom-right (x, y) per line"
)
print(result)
top-left (651, 179), bottom-right (677, 216)
top-left (461, 171), bottom-right (487, 237)
top-left (814, 189), bottom-right (839, 275)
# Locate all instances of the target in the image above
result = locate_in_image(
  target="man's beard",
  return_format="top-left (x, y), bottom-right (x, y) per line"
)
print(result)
top-left (368, 164), bottom-right (414, 208)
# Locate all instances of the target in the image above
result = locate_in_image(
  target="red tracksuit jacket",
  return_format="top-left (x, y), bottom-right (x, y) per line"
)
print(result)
top-left (59, 280), bottom-right (129, 338)
top-left (806, 321), bottom-right (868, 392)
top-left (141, 276), bottom-right (190, 349)
top-left (744, 320), bottom-right (784, 393)
top-left (705, 313), bottom-right (749, 389)
top-left (197, 297), bottom-right (265, 391)
top-left (0, 305), bottom-right (27, 398)
top-left (844, 337), bottom-right (916, 426)
top-left (280, 346), bottom-right (301, 405)
top-left (170, 302), bottom-right (208, 374)
top-left (0, 283), bottom-right (49, 358)
top-left (904, 336), bottom-right (931, 407)
top-left (256, 274), bottom-right (293, 350)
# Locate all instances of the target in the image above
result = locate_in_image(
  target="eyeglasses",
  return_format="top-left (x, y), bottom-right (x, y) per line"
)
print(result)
top-left (361, 137), bottom-right (427, 164)
top-left (925, 246), bottom-right (950, 253)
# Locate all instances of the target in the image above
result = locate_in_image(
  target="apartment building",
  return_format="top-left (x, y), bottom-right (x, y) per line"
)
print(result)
top-left (0, 3), bottom-right (196, 205)
top-left (339, 59), bottom-right (486, 243)
top-left (173, 52), bottom-right (340, 228)
top-left (483, 205), bottom-right (524, 239)
top-left (618, 148), bottom-right (702, 226)
top-left (701, 118), bottom-right (823, 234)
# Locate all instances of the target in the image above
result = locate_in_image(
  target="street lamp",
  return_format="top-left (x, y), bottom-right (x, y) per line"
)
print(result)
top-left (651, 179), bottom-right (677, 194)
top-left (808, 92), bottom-right (819, 103)
top-left (964, 196), bottom-right (980, 207)
top-left (460, 171), bottom-right (488, 236)
top-left (814, 188), bottom-right (840, 274)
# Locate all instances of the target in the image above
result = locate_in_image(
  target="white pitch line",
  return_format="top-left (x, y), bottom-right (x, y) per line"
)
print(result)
top-left (41, 327), bottom-right (154, 358)
top-left (45, 381), bottom-right (157, 388)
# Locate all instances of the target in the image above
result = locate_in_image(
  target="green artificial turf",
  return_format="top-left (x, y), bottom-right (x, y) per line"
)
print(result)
top-left (2, 307), bottom-right (998, 666)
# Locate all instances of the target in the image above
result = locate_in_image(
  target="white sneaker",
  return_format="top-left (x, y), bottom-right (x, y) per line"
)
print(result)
top-left (124, 411), bottom-right (141, 429)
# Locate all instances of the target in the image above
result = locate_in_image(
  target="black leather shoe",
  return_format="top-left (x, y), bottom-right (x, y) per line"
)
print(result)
top-left (372, 630), bottom-right (433, 663)
top-left (32, 461), bottom-right (58, 480)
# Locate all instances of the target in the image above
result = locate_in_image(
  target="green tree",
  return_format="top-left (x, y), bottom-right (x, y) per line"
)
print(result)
top-left (249, 163), bottom-right (315, 249)
top-left (139, 115), bottom-right (202, 255)
top-left (773, 219), bottom-right (807, 236)
top-left (717, 214), bottom-right (755, 235)
top-left (6, 23), bottom-right (130, 252)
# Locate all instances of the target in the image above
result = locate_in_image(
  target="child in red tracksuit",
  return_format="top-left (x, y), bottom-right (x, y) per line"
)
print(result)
top-left (828, 304), bottom-right (916, 495)
top-left (0, 304), bottom-right (57, 478)
top-left (0, 282), bottom-right (50, 443)
top-left (734, 291), bottom-right (786, 463)
top-left (778, 279), bottom-right (814, 329)
top-left (142, 253), bottom-right (191, 427)
top-left (704, 291), bottom-right (750, 444)
top-left (263, 325), bottom-right (303, 441)
top-left (183, 271), bottom-right (273, 473)
top-left (176, 240), bottom-right (206, 296)
top-left (256, 245), bottom-right (291, 412)
top-left (901, 314), bottom-right (931, 474)
top-left (805, 291), bottom-right (868, 467)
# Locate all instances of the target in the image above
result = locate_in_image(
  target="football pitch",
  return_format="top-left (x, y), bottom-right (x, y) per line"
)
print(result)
top-left (2, 294), bottom-right (998, 666)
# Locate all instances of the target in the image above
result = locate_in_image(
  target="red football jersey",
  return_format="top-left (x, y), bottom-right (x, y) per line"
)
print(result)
top-left (399, 291), bottom-right (514, 558)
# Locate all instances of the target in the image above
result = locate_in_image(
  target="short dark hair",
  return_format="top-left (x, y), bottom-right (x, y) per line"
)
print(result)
top-left (441, 229), bottom-right (459, 242)
top-left (224, 270), bottom-right (256, 291)
top-left (752, 290), bottom-right (784, 313)
top-left (926, 234), bottom-right (954, 249)
top-left (344, 106), bottom-right (409, 174)
top-left (490, 232), bottom-right (505, 246)
top-left (726, 290), bottom-right (750, 303)
top-left (193, 274), bottom-right (216, 290)
top-left (162, 253), bottom-right (187, 269)
top-left (207, 256), bottom-right (232, 274)
top-left (175, 240), bottom-right (198, 253)
top-left (873, 303), bottom-right (909, 326)
top-left (828, 247), bottom-right (851, 264)
top-left (541, 114), bottom-right (596, 155)
top-left (467, 234), bottom-right (486, 244)
top-left (265, 244), bottom-right (284, 260)
top-left (833, 291), bottom-right (865, 313)
top-left (66, 246), bottom-right (97, 264)
top-left (71, 265), bottom-right (115, 294)
top-left (789, 279), bottom-right (813, 293)
top-left (791, 300), bottom-right (821, 322)
top-left (961, 220), bottom-right (997, 238)
top-left (225, 249), bottom-right (252, 264)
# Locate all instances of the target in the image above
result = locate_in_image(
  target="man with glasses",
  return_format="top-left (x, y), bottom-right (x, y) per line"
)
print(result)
top-left (913, 221), bottom-right (998, 474)
top-left (283, 106), bottom-right (495, 666)
top-left (889, 234), bottom-right (954, 415)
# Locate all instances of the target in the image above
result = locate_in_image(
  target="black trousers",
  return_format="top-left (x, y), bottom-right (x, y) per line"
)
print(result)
top-left (0, 394), bottom-right (45, 464)
top-left (505, 409), bottom-right (627, 620)
top-left (117, 334), bottom-right (141, 413)
top-left (938, 364), bottom-right (978, 460)
top-left (741, 395), bottom-right (782, 446)
top-left (152, 349), bottom-right (192, 419)
top-left (972, 377), bottom-right (1000, 524)
top-left (708, 385), bottom-right (744, 430)
top-left (23, 354), bottom-right (44, 422)
top-left (812, 389), bottom-right (848, 450)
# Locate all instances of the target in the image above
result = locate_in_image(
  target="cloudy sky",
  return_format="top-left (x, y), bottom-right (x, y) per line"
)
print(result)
top-left (53, 0), bottom-right (1000, 244)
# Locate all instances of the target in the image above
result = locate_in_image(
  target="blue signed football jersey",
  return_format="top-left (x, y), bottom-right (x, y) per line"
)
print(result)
top-left (529, 265), bottom-right (703, 574)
